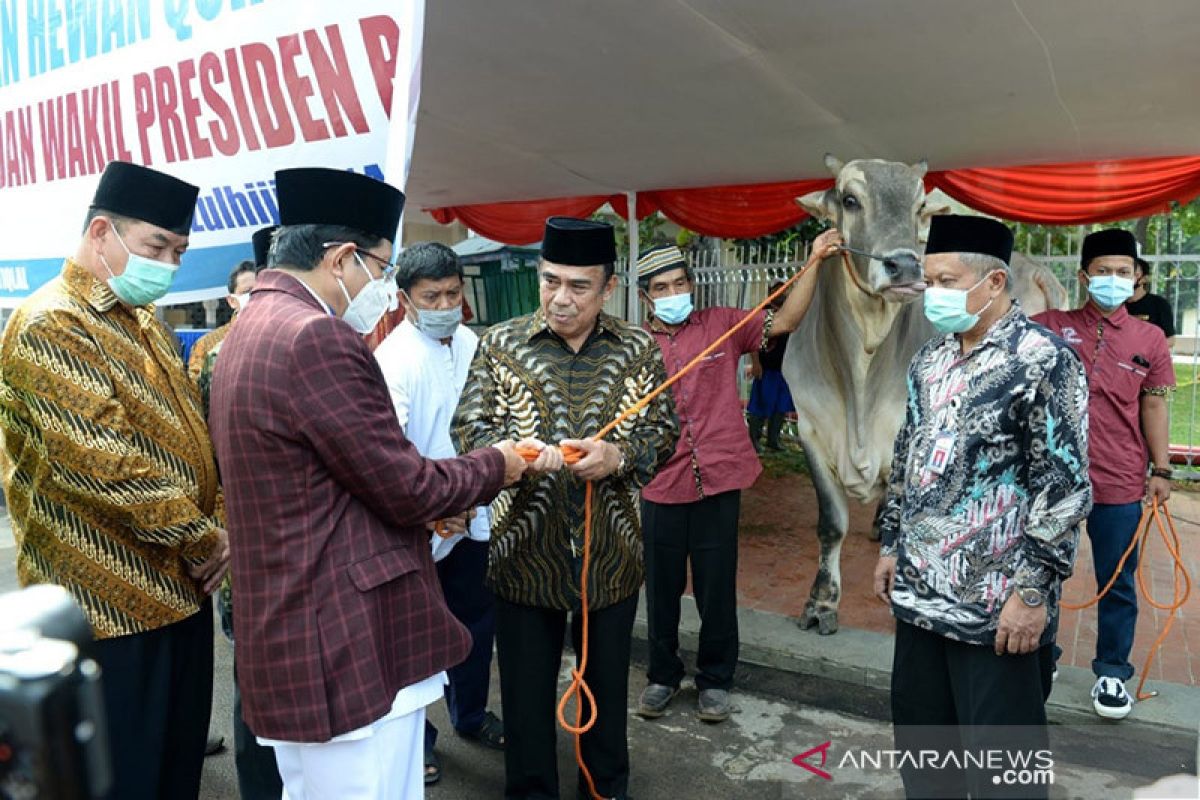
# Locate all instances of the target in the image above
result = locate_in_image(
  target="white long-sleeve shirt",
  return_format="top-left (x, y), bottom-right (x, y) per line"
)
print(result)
top-left (375, 318), bottom-right (490, 561)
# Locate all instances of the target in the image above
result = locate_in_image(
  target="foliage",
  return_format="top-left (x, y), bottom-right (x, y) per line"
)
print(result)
top-left (1013, 198), bottom-right (1200, 257)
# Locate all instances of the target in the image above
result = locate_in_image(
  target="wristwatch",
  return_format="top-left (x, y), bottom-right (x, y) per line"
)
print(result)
top-left (1150, 465), bottom-right (1172, 480)
top-left (1016, 587), bottom-right (1045, 608)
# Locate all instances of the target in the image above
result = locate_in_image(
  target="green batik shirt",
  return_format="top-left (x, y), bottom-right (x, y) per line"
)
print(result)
top-left (453, 310), bottom-right (679, 611)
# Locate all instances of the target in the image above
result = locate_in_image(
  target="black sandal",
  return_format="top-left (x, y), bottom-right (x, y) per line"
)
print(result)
top-left (458, 710), bottom-right (505, 750)
top-left (424, 747), bottom-right (441, 785)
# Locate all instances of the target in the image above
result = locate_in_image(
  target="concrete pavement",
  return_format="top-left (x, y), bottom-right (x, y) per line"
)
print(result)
top-left (1, 513), bottom-right (1194, 798)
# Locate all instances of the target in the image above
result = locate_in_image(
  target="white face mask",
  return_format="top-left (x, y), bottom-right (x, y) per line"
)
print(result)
top-left (338, 253), bottom-right (395, 334)
top-left (231, 293), bottom-right (251, 312)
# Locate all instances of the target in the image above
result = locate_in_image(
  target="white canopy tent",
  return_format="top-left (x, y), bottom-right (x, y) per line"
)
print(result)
top-left (409, 0), bottom-right (1200, 207)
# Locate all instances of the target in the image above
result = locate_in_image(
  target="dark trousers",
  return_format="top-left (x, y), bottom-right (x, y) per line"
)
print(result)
top-left (88, 601), bottom-right (214, 800)
top-left (495, 593), bottom-right (638, 800)
top-left (642, 491), bottom-right (740, 692)
top-left (1088, 502), bottom-right (1142, 680)
top-left (747, 414), bottom-right (785, 449)
top-left (233, 659), bottom-right (283, 800)
top-left (891, 620), bottom-right (1054, 800)
top-left (220, 586), bottom-right (283, 799)
top-left (425, 538), bottom-right (496, 750)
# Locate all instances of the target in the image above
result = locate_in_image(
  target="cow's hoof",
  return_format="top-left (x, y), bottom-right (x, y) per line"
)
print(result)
top-left (796, 607), bottom-right (819, 631)
top-left (816, 612), bottom-right (840, 636)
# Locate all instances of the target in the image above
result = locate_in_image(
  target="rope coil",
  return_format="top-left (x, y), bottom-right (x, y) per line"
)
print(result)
top-left (1061, 500), bottom-right (1192, 700)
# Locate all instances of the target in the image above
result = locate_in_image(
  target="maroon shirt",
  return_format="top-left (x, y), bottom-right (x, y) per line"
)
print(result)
top-left (209, 271), bottom-right (506, 742)
top-left (1034, 304), bottom-right (1174, 505)
top-left (642, 307), bottom-right (771, 504)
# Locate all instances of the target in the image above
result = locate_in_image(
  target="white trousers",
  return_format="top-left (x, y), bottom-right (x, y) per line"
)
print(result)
top-left (273, 707), bottom-right (425, 800)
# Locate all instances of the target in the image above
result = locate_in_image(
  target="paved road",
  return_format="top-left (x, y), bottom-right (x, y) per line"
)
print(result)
top-left (0, 515), bottom-right (1187, 798)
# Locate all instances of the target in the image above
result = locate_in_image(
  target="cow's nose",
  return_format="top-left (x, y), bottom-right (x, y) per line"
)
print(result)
top-left (882, 253), bottom-right (920, 280)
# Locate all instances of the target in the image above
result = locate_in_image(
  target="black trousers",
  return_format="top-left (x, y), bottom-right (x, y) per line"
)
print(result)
top-left (233, 658), bottom-right (283, 800)
top-left (495, 593), bottom-right (638, 800)
top-left (891, 620), bottom-right (1054, 800)
top-left (88, 601), bottom-right (214, 800)
top-left (642, 491), bottom-right (740, 691)
top-left (426, 539), bottom-right (497, 749)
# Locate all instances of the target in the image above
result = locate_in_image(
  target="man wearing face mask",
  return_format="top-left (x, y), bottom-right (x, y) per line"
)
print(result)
top-left (188, 258), bottom-right (258, 382)
top-left (1033, 228), bottom-right (1175, 721)
top-left (633, 231), bottom-right (841, 724)
top-left (873, 215), bottom-right (1090, 799)
top-left (0, 160), bottom-right (229, 799)
top-left (1126, 256), bottom-right (1176, 347)
top-left (374, 242), bottom-right (505, 785)
top-left (208, 168), bottom-right (528, 800)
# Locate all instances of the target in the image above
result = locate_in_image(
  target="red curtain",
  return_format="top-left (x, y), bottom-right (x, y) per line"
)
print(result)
top-left (428, 195), bottom-right (611, 245)
top-left (926, 156), bottom-right (1200, 225)
top-left (427, 155), bottom-right (1200, 244)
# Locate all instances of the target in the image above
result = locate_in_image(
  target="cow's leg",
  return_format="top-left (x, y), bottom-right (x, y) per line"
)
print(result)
top-left (796, 436), bottom-right (849, 635)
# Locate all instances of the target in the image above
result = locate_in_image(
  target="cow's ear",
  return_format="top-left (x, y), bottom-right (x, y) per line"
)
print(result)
top-left (798, 189), bottom-right (837, 223)
top-left (910, 159), bottom-right (929, 179)
top-left (917, 195), bottom-right (952, 243)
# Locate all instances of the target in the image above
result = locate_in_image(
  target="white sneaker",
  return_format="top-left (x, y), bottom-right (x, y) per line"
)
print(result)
top-left (1091, 676), bottom-right (1133, 720)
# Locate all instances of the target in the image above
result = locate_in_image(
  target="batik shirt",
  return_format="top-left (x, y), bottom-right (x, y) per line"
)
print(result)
top-left (879, 304), bottom-right (1092, 646)
top-left (0, 260), bottom-right (223, 638)
top-left (454, 310), bottom-right (679, 611)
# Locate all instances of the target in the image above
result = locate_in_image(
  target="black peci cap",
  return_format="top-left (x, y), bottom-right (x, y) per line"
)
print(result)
top-left (252, 225), bottom-right (278, 268)
top-left (275, 168), bottom-right (404, 242)
top-left (541, 216), bottom-right (617, 266)
top-left (1081, 229), bottom-right (1138, 268)
top-left (925, 215), bottom-right (1014, 264)
top-left (90, 161), bottom-right (199, 235)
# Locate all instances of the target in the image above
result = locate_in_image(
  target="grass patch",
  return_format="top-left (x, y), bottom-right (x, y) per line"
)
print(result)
top-left (757, 442), bottom-right (810, 478)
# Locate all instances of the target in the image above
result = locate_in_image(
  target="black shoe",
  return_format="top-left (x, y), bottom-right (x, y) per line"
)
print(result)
top-left (457, 710), bottom-right (505, 750)
top-left (204, 734), bottom-right (225, 756)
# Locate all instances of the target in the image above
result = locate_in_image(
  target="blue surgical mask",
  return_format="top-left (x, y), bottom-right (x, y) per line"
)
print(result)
top-left (403, 291), bottom-right (463, 340)
top-left (101, 222), bottom-right (178, 307)
top-left (1086, 275), bottom-right (1134, 310)
top-left (922, 271), bottom-right (997, 334)
top-left (654, 292), bottom-right (694, 325)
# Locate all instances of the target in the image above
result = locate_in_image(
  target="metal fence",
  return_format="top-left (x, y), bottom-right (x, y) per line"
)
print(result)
top-left (607, 241), bottom-right (1200, 472)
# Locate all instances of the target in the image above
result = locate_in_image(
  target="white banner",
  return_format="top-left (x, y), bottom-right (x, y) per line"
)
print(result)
top-left (0, 0), bottom-right (425, 307)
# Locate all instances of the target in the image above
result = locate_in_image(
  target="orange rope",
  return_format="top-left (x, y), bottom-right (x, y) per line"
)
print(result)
top-left (1061, 500), bottom-right (1192, 700)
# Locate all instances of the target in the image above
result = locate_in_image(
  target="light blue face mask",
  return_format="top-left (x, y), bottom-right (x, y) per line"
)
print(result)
top-left (654, 292), bottom-right (694, 325)
top-left (403, 291), bottom-right (463, 340)
top-left (922, 271), bottom-right (997, 334)
top-left (1086, 275), bottom-right (1135, 310)
top-left (101, 221), bottom-right (178, 307)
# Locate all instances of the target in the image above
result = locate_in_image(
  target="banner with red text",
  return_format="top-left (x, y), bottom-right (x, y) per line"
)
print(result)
top-left (0, 0), bottom-right (424, 306)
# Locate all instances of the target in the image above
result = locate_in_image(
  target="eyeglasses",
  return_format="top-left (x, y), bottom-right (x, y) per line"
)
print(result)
top-left (322, 242), bottom-right (397, 281)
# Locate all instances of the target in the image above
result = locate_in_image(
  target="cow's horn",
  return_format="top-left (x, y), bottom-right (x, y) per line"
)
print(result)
top-left (911, 159), bottom-right (929, 178)
top-left (824, 153), bottom-right (844, 177)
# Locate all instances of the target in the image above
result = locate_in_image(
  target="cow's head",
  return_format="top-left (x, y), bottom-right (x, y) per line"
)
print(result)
top-left (799, 155), bottom-right (948, 302)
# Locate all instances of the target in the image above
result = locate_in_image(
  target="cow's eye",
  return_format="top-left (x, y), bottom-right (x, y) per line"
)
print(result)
top-left (842, 194), bottom-right (860, 210)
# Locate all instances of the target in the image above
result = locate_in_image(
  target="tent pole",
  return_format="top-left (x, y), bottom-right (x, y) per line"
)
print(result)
top-left (626, 191), bottom-right (640, 324)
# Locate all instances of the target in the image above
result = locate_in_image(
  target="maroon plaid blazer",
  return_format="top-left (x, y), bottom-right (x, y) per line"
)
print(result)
top-left (209, 270), bottom-right (506, 742)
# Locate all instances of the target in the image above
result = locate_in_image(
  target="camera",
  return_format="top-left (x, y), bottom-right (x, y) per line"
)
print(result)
top-left (0, 585), bottom-right (111, 800)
